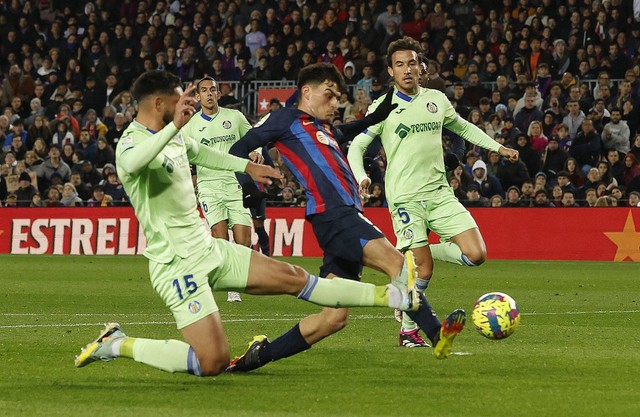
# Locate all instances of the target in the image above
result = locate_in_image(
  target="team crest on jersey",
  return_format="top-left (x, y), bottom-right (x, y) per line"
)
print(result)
top-left (222, 120), bottom-right (232, 129)
top-left (316, 131), bottom-right (330, 145)
top-left (188, 301), bottom-right (202, 314)
top-left (426, 102), bottom-right (438, 113)
top-left (402, 229), bottom-right (414, 240)
top-left (254, 113), bottom-right (270, 128)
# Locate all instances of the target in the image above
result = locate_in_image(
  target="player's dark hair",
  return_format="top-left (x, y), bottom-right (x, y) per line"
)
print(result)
top-left (297, 63), bottom-right (346, 93)
top-left (386, 36), bottom-right (423, 67)
top-left (131, 70), bottom-right (182, 102)
top-left (196, 76), bottom-right (215, 91)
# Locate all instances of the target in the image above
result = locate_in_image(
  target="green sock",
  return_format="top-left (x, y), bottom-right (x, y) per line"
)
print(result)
top-left (117, 337), bottom-right (201, 376)
top-left (298, 275), bottom-right (401, 308)
top-left (429, 242), bottom-right (466, 265)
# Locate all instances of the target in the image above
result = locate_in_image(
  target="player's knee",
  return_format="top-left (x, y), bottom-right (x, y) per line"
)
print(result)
top-left (463, 248), bottom-right (486, 266)
top-left (416, 266), bottom-right (433, 281)
top-left (199, 355), bottom-right (230, 376)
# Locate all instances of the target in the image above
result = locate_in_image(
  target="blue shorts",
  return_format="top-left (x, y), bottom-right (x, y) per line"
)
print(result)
top-left (310, 206), bottom-right (384, 281)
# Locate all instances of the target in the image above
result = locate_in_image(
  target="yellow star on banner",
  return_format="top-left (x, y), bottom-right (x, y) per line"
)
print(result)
top-left (604, 211), bottom-right (640, 262)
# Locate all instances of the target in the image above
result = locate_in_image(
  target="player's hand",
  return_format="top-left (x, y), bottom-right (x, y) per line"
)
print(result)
top-left (499, 146), bottom-right (519, 162)
top-left (249, 151), bottom-right (265, 164)
top-left (173, 84), bottom-right (197, 129)
top-left (367, 87), bottom-right (398, 124)
top-left (245, 161), bottom-right (283, 185)
top-left (359, 177), bottom-right (371, 200)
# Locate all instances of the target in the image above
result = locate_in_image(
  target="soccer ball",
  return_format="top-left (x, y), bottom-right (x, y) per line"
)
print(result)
top-left (471, 292), bottom-right (520, 340)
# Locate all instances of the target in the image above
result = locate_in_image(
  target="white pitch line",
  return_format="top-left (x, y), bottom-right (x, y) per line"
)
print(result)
top-left (1, 310), bottom-right (639, 330)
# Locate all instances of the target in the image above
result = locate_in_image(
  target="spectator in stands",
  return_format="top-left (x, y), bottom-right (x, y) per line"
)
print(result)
top-left (570, 118), bottom-right (601, 175)
top-left (60, 182), bottom-right (83, 207)
top-left (520, 180), bottom-right (535, 207)
top-left (51, 120), bottom-right (75, 147)
top-left (471, 160), bottom-right (504, 199)
top-left (561, 190), bottom-right (579, 207)
top-left (83, 109), bottom-right (108, 140)
top-left (527, 121), bottom-right (549, 154)
top-left (621, 153), bottom-right (640, 186)
top-left (601, 108), bottom-right (631, 155)
top-left (76, 129), bottom-right (97, 165)
top-left (503, 185), bottom-right (526, 207)
top-left (462, 182), bottom-right (487, 207)
top-left (3, 118), bottom-right (27, 151)
top-left (45, 186), bottom-right (62, 207)
top-left (563, 100), bottom-right (587, 140)
top-left (14, 171), bottom-right (37, 207)
top-left (27, 115), bottom-right (52, 149)
top-left (628, 191), bottom-right (640, 207)
top-left (103, 171), bottom-right (127, 205)
top-left (532, 189), bottom-right (555, 207)
top-left (515, 95), bottom-right (544, 133)
top-left (69, 171), bottom-right (91, 202)
top-left (1, 64), bottom-right (35, 106)
top-left (86, 184), bottom-right (113, 207)
top-left (35, 145), bottom-right (71, 190)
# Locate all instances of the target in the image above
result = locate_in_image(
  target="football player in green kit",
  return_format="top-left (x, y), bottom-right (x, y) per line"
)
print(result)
top-left (348, 37), bottom-right (519, 349)
top-left (73, 70), bottom-right (418, 377)
top-left (181, 76), bottom-right (263, 303)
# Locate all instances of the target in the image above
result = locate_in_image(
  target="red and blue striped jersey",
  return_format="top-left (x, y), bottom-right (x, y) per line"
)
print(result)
top-left (231, 107), bottom-right (363, 216)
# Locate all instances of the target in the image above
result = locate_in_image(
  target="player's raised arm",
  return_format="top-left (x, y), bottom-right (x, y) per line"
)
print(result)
top-left (229, 115), bottom-right (275, 159)
top-left (117, 84), bottom-right (197, 176)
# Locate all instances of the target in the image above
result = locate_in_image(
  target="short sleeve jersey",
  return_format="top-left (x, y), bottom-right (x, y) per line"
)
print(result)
top-left (181, 108), bottom-right (251, 187)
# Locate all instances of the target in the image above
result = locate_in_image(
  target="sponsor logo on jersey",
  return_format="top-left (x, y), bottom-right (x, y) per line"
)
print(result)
top-left (426, 102), bottom-right (438, 113)
top-left (395, 123), bottom-right (410, 139)
top-left (120, 135), bottom-right (134, 147)
top-left (222, 120), bottom-right (232, 129)
top-left (403, 229), bottom-right (414, 240)
top-left (188, 301), bottom-right (202, 314)
top-left (410, 121), bottom-right (442, 133)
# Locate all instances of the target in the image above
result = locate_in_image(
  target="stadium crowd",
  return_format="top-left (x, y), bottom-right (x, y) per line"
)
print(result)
top-left (1, 0), bottom-right (640, 209)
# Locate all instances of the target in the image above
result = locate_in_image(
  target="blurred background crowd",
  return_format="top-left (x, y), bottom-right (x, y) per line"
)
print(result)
top-left (1, 0), bottom-right (640, 209)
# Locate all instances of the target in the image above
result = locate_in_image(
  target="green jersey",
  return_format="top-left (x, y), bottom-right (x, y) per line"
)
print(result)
top-left (181, 108), bottom-right (251, 187)
top-left (116, 120), bottom-right (248, 263)
top-left (348, 87), bottom-right (501, 204)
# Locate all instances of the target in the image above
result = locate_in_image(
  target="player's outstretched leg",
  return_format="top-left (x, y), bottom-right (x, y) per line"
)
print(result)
top-left (75, 323), bottom-right (207, 376)
top-left (75, 323), bottom-right (126, 368)
top-left (432, 309), bottom-right (466, 359)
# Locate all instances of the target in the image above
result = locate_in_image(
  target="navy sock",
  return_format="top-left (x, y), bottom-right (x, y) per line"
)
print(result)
top-left (256, 226), bottom-right (270, 255)
top-left (259, 323), bottom-right (311, 364)
top-left (406, 293), bottom-right (442, 344)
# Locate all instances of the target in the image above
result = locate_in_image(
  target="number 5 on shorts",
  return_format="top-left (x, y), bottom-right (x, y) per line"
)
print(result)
top-left (397, 207), bottom-right (410, 224)
top-left (172, 274), bottom-right (198, 300)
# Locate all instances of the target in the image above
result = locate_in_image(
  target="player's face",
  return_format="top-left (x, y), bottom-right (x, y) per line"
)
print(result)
top-left (304, 80), bottom-right (340, 122)
top-left (196, 80), bottom-right (220, 112)
top-left (160, 88), bottom-right (182, 125)
top-left (388, 50), bottom-right (420, 95)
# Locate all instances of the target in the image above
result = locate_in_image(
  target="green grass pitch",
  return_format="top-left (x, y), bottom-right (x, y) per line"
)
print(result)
top-left (1, 255), bottom-right (639, 417)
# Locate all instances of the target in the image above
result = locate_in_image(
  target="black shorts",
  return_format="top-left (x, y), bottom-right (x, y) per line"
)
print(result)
top-left (310, 206), bottom-right (384, 281)
top-left (250, 199), bottom-right (266, 220)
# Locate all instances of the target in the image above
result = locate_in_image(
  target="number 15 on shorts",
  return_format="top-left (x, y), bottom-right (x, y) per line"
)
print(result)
top-left (173, 274), bottom-right (198, 300)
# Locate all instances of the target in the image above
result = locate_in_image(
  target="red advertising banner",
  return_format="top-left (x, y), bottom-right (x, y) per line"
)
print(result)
top-left (0, 208), bottom-right (639, 261)
top-left (256, 88), bottom-right (296, 115)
